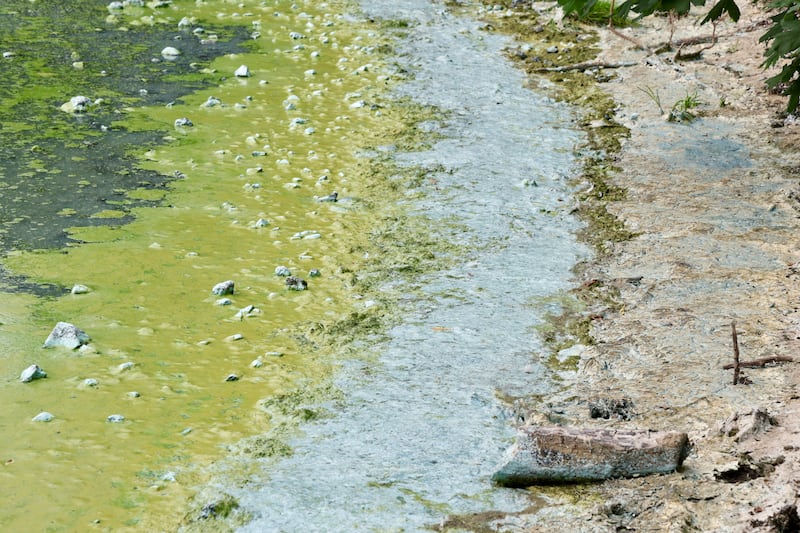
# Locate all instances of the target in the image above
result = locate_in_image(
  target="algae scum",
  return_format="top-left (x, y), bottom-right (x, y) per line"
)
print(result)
top-left (0, 1), bottom-right (410, 530)
top-left (0, 1), bottom-right (588, 531)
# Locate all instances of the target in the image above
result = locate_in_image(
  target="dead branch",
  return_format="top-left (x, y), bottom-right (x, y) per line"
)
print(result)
top-left (732, 321), bottom-right (741, 385)
top-left (532, 60), bottom-right (638, 73)
top-left (723, 356), bottom-right (795, 370)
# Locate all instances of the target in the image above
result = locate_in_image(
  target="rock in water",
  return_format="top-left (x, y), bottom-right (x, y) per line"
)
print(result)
top-left (492, 426), bottom-right (691, 487)
top-left (43, 322), bottom-right (91, 349)
top-left (32, 412), bottom-right (54, 423)
top-left (212, 280), bottom-right (235, 296)
top-left (285, 276), bottom-right (308, 291)
top-left (20, 364), bottom-right (47, 383)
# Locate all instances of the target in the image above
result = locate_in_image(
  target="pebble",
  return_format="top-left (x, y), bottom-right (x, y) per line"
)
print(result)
top-left (225, 333), bottom-right (244, 342)
top-left (215, 298), bottom-right (233, 306)
top-left (107, 414), bottom-right (125, 423)
top-left (235, 305), bottom-right (259, 319)
top-left (70, 284), bottom-right (91, 295)
top-left (546, 46), bottom-right (559, 54)
top-left (291, 230), bottom-right (320, 240)
top-left (316, 191), bottom-right (338, 202)
top-left (118, 362), bottom-right (135, 372)
top-left (251, 359), bottom-right (264, 368)
top-left (289, 31), bottom-right (306, 39)
top-left (212, 280), bottom-right (235, 296)
top-left (252, 218), bottom-right (270, 228)
top-left (234, 65), bottom-right (250, 77)
top-left (32, 412), bottom-right (54, 423)
top-left (285, 276), bottom-right (308, 291)
top-left (20, 364), bottom-right (47, 383)
top-left (61, 95), bottom-right (92, 113)
top-left (225, 374), bottom-right (240, 382)
top-left (309, 269), bottom-right (321, 277)
top-left (128, 391), bottom-right (141, 398)
top-left (161, 46), bottom-right (181, 58)
top-left (174, 117), bottom-right (193, 127)
top-left (84, 378), bottom-right (99, 387)
top-left (275, 265), bottom-right (292, 277)
top-left (202, 96), bottom-right (222, 107)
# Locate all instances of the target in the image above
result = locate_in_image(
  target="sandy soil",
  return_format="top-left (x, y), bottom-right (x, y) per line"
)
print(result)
top-left (483, 2), bottom-right (800, 531)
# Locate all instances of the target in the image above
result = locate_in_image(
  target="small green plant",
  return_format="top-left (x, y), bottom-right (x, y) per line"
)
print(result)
top-left (668, 91), bottom-right (703, 122)
top-left (638, 85), bottom-right (664, 114)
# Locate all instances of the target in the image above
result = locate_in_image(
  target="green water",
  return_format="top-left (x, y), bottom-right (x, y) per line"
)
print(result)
top-left (0, 1), bottom-right (413, 530)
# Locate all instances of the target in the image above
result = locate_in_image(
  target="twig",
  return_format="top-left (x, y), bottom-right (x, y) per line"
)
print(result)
top-left (732, 321), bottom-right (740, 386)
top-left (532, 60), bottom-right (638, 73)
top-left (723, 356), bottom-right (795, 370)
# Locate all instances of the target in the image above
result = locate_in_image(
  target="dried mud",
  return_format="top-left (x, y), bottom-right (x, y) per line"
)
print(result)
top-left (478, 1), bottom-right (800, 531)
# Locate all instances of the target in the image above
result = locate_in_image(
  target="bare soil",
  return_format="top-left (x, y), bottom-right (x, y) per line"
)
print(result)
top-left (485, 2), bottom-right (800, 531)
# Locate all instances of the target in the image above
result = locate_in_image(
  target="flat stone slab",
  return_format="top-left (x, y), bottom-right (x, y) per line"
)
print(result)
top-left (492, 426), bottom-right (691, 487)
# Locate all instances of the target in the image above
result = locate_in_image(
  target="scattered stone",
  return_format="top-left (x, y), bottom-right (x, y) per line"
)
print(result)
top-left (492, 426), bottom-right (691, 486)
top-left (316, 191), bottom-right (338, 202)
top-left (180, 427), bottom-right (192, 436)
top-left (198, 495), bottom-right (239, 520)
top-left (252, 218), bottom-right (270, 228)
top-left (715, 454), bottom-right (784, 483)
top-left (251, 358), bottom-right (264, 368)
top-left (174, 117), bottom-right (193, 128)
top-left (275, 266), bottom-right (292, 277)
top-left (32, 412), bottom-right (54, 423)
top-left (20, 364), bottom-right (47, 383)
top-left (128, 391), bottom-right (140, 398)
top-left (546, 45), bottom-right (559, 53)
top-left (161, 46), bottom-right (181, 58)
top-left (60, 95), bottom-right (92, 113)
top-left (720, 408), bottom-right (777, 443)
top-left (70, 284), bottom-right (90, 295)
top-left (84, 378), bottom-right (99, 387)
top-left (215, 298), bottom-right (232, 306)
top-left (43, 322), bottom-right (90, 350)
top-left (285, 276), bottom-right (308, 291)
top-left (107, 414), bottom-right (125, 423)
top-left (211, 280), bottom-right (235, 296)
top-left (289, 31), bottom-right (305, 39)
top-left (202, 96), bottom-right (222, 108)
top-left (118, 362), bottom-right (135, 372)
top-left (234, 65), bottom-right (250, 77)
top-left (225, 333), bottom-right (244, 342)
top-left (235, 305), bottom-right (259, 319)
top-left (589, 398), bottom-right (635, 421)
top-left (225, 374), bottom-right (239, 382)
top-left (309, 269), bottom-right (321, 277)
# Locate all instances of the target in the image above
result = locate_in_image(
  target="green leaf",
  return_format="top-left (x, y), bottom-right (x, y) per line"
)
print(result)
top-left (700, 0), bottom-right (741, 24)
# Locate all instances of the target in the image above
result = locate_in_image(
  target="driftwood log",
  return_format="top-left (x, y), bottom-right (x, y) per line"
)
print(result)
top-left (492, 426), bottom-right (691, 487)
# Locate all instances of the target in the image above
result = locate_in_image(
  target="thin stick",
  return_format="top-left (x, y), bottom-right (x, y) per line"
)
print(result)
top-left (732, 321), bottom-right (740, 385)
top-left (723, 356), bottom-right (794, 370)
top-left (532, 60), bottom-right (638, 73)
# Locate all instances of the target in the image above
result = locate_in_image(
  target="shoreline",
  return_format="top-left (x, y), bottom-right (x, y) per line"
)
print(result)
top-left (476, 1), bottom-right (800, 530)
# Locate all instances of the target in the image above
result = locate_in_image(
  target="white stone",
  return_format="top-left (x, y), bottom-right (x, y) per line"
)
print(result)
top-left (43, 322), bottom-right (90, 350)
top-left (32, 412), bottom-right (54, 423)
top-left (161, 46), bottom-right (181, 58)
top-left (71, 284), bottom-right (90, 295)
top-left (20, 364), bottom-right (47, 383)
top-left (234, 65), bottom-right (250, 77)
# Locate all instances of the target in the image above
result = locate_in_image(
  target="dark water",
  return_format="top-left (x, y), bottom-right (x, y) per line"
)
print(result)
top-left (0, 0), bottom-right (249, 259)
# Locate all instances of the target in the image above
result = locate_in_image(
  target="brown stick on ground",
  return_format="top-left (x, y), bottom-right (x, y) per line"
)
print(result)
top-left (532, 60), bottom-right (638, 73)
top-left (732, 321), bottom-right (740, 385)
top-left (723, 356), bottom-right (795, 370)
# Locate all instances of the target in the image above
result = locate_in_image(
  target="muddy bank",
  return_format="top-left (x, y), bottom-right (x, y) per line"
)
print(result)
top-left (472, 1), bottom-right (800, 530)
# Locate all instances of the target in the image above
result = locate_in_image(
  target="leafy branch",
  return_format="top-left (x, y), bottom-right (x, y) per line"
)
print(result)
top-left (558, 0), bottom-right (800, 112)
